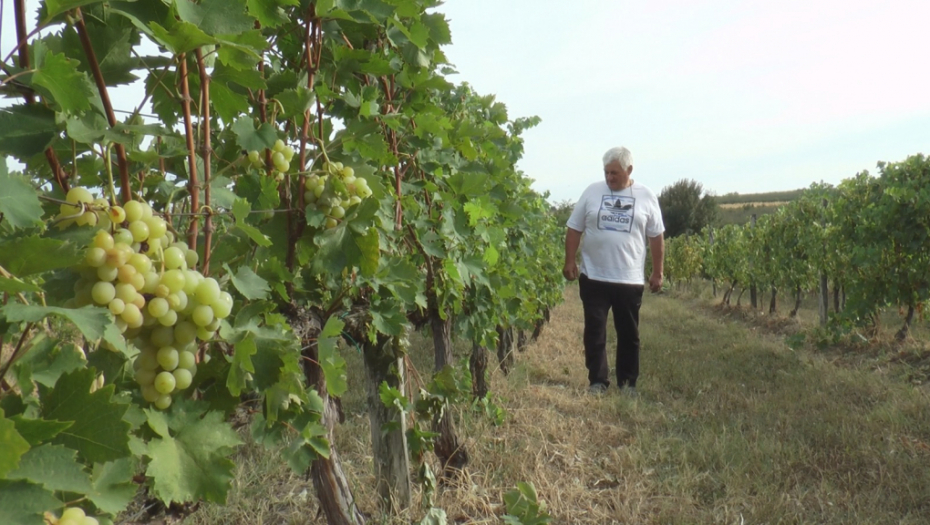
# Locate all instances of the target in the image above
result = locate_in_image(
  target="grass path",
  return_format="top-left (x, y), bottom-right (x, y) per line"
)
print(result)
top-left (436, 287), bottom-right (930, 524)
top-left (185, 288), bottom-right (930, 524)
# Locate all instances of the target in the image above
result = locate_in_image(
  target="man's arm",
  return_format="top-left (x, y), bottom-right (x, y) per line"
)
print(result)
top-left (563, 227), bottom-right (582, 281)
top-left (648, 233), bottom-right (664, 292)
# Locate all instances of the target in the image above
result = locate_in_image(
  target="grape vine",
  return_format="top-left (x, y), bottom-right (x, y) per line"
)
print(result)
top-left (0, 1), bottom-right (564, 523)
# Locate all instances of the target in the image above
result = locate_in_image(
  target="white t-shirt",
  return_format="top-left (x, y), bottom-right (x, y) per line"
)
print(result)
top-left (566, 180), bottom-right (665, 284)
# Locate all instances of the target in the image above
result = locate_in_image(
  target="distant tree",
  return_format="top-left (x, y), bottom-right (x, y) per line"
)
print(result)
top-left (658, 179), bottom-right (719, 238)
top-left (551, 199), bottom-right (575, 227)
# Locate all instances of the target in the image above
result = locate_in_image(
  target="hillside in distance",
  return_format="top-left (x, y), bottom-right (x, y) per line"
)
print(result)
top-left (712, 188), bottom-right (805, 226)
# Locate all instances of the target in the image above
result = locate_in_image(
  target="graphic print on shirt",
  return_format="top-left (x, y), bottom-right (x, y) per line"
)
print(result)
top-left (597, 195), bottom-right (636, 233)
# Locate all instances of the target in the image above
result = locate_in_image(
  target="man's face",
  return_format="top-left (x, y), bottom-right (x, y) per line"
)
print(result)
top-left (604, 161), bottom-right (631, 191)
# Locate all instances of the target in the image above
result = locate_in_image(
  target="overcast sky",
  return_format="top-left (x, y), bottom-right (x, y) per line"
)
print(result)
top-left (4, 1), bottom-right (930, 203)
top-left (440, 0), bottom-right (930, 202)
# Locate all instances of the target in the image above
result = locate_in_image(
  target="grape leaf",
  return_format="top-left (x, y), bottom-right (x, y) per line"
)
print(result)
top-left (352, 225), bottom-right (381, 274)
top-left (301, 422), bottom-right (330, 458)
top-left (0, 235), bottom-right (83, 276)
top-left (319, 317), bottom-right (347, 397)
top-left (209, 82), bottom-right (250, 123)
top-left (16, 337), bottom-right (85, 388)
top-left (227, 334), bottom-right (257, 397)
top-left (43, 0), bottom-right (105, 20)
top-left (231, 116), bottom-right (277, 152)
top-left (58, 22), bottom-right (139, 87)
top-left (9, 416), bottom-right (73, 447)
top-left (275, 87), bottom-right (315, 119)
top-left (449, 171), bottom-right (489, 197)
top-left (247, 0), bottom-right (294, 28)
top-left (312, 226), bottom-right (350, 274)
top-left (0, 276), bottom-right (42, 294)
top-left (420, 508), bottom-right (449, 525)
top-left (176, 0), bottom-right (254, 35)
top-left (232, 198), bottom-right (272, 247)
top-left (370, 299), bottom-right (406, 337)
top-left (32, 50), bottom-right (94, 113)
top-left (0, 410), bottom-right (30, 478)
top-left (422, 13), bottom-right (452, 45)
top-left (0, 105), bottom-right (58, 159)
top-left (227, 264), bottom-right (270, 300)
top-left (87, 458), bottom-right (137, 515)
top-left (483, 245), bottom-right (500, 266)
top-left (42, 369), bottom-right (131, 464)
top-left (215, 30), bottom-right (266, 70)
top-left (0, 168), bottom-right (43, 230)
top-left (149, 21), bottom-right (217, 55)
top-left (2, 304), bottom-right (111, 341)
top-left (144, 401), bottom-right (241, 504)
top-left (0, 480), bottom-right (61, 525)
top-left (6, 444), bottom-right (93, 494)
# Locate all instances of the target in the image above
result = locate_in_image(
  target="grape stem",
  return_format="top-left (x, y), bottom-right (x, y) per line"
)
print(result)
top-left (74, 8), bottom-right (131, 203)
top-left (178, 52), bottom-right (201, 251)
top-left (0, 265), bottom-right (30, 305)
top-left (0, 322), bottom-right (35, 386)
top-left (103, 143), bottom-right (119, 205)
top-left (195, 48), bottom-right (214, 275)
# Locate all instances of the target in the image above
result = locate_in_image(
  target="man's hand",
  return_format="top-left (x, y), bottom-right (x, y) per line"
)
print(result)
top-left (649, 273), bottom-right (663, 293)
top-left (563, 261), bottom-right (579, 281)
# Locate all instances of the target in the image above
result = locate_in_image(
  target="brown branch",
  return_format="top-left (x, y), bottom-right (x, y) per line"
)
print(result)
top-left (13, 0), bottom-right (71, 192)
top-left (195, 48), bottom-right (213, 275)
top-left (75, 8), bottom-right (130, 202)
top-left (44, 139), bottom-right (70, 193)
top-left (0, 322), bottom-right (34, 386)
top-left (178, 53), bottom-right (200, 250)
top-left (406, 223), bottom-right (436, 303)
top-left (297, 14), bottom-right (316, 214)
top-left (287, 8), bottom-right (321, 273)
top-left (9, 0), bottom-right (37, 79)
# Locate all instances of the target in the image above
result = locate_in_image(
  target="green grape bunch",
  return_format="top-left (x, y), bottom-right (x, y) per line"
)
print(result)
top-left (64, 188), bottom-right (233, 410)
top-left (303, 161), bottom-right (373, 229)
top-left (47, 506), bottom-right (100, 525)
top-left (246, 138), bottom-right (295, 181)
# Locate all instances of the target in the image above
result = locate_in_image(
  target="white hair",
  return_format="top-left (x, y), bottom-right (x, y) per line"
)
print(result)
top-left (602, 147), bottom-right (633, 170)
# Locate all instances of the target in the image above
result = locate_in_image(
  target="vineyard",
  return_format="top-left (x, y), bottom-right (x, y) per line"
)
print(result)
top-left (664, 155), bottom-right (930, 341)
top-left (0, 1), bottom-right (565, 524)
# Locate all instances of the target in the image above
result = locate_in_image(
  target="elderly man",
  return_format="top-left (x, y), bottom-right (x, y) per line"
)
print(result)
top-left (563, 146), bottom-right (665, 395)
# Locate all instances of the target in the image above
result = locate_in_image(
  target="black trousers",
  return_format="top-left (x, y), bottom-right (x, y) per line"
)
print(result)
top-left (578, 274), bottom-right (644, 388)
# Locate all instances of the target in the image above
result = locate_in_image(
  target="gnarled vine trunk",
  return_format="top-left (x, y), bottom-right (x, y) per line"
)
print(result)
top-left (769, 285), bottom-right (777, 314)
top-left (833, 279), bottom-right (841, 313)
top-left (289, 305), bottom-right (365, 525)
top-left (790, 285), bottom-right (803, 317)
top-left (895, 305), bottom-right (915, 341)
top-left (429, 307), bottom-right (469, 479)
top-left (342, 309), bottom-right (412, 513)
top-left (470, 341), bottom-right (489, 399)
top-left (363, 338), bottom-right (411, 511)
top-left (530, 308), bottom-right (551, 342)
top-left (497, 325), bottom-right (514, 374)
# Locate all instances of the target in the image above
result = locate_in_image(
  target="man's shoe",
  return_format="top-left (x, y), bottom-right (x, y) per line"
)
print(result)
top-left (588, 383), bottom-right (608, 395)
top-left (623, 385), bottom-right (638, 397)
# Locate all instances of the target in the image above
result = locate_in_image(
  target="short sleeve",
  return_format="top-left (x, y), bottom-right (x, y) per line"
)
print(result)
top-left (645, 194), bottom-right (665, 237)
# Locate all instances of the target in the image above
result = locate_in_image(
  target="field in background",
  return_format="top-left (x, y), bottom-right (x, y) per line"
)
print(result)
top-left (715, 202), bottom-right (784, 226)
top-left (174, 285), bottom-right (930, 525)
top-left (713, 189), bottom-right (802, 226)
top-left (713, 189), bottom-right (806, 205)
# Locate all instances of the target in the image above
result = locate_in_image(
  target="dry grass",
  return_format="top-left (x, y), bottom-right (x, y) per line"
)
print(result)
top-left (183, 287), bottom-right (930, 524)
